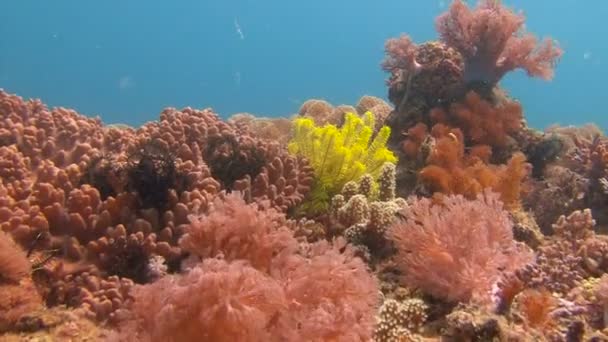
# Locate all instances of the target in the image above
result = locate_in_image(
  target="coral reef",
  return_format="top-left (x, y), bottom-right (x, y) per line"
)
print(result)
top-left (0, 90), bottom-right (316, 338)
top-left (117, 194), bottom-right (379, 341)
top-left (3, 0), bottom-right (608, 340)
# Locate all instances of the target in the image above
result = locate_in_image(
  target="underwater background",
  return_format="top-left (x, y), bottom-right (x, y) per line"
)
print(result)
top-left (7, 1), bottom-right (608, 340)
top-left (1, 0), bottom-right (605, 129)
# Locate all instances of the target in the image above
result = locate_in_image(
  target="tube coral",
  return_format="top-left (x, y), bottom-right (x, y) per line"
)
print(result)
top-left (436, 0), bottom-right (563, 85)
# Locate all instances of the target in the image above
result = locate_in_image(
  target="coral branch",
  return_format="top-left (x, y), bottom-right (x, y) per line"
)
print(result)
top-left (436, 0), bottom-right (562, 85)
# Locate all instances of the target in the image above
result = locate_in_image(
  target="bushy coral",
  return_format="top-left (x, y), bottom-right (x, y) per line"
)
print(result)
top-left (288, 111), bottom-right (397, 214)
top-left (279, 239), bottom-right (379, 341)
top-left (388, 190), bottom-right (533, 303)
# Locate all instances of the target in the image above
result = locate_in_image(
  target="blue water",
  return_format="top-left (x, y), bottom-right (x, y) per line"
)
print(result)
top-left (1, 0), bottom-right (606, 130)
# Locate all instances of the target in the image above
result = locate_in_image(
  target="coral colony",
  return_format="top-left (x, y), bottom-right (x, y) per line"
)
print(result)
top-left (6, 0), bottom-right (608, 341)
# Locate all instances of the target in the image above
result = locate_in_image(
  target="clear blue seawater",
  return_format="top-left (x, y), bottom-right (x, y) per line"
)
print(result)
top-left (1, 0), bottom-right (606, 130)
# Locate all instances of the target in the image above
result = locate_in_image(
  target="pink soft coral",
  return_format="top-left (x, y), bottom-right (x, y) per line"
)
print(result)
top-left (436, 0), bottom-right (562, 85)
top-left (179, 192), bottom-right (298, 273)
top-left (125, 259), bottom-right (286, 342)
top-left (0, 230), bottom-right (30, 283)
top-left (276, 239), bottom-right (379, 341)
top-left (388, 190), bottom-right (532, 303)
top-left (117, 194), bottom-right (378, 341)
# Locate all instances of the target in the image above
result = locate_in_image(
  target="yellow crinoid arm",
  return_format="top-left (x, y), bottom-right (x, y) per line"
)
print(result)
top-left (288, 111), bottom-right (398, 214)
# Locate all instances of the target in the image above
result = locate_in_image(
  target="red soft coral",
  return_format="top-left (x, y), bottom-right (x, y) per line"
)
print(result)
top-left (436, 0), bottom-right (562, 85)
top-left (387, 190), bottom-right (532, 303)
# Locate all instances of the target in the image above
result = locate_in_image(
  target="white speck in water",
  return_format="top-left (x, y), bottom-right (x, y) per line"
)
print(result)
top-left (234, 18), bottom-right (245, 40)
top-left (234, 72), bottom-right (241, 86)
top-left (118, 76), bottom-right (135, 90)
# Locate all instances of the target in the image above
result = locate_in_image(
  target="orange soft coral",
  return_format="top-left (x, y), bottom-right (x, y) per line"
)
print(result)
top-left (431, 91), bottom-right (523, 148)
top-left (418, 124), bottom-right (528, 208)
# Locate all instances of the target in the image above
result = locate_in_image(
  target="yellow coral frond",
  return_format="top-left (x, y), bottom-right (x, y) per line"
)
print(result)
top-left (288, 111), bottom-right (398, 215)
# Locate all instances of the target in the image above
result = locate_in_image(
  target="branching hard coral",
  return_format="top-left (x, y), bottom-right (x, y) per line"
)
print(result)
top-left (516, 209), bottom-right (608, 297)
top-left (523, 165), bottom-right (588, 234)
top-left (228, 113), bottom-right (294, 146)
top-left (288, 111), bottom-right (397, 214)
top-left (387, 190), bottom-right (533, 303)
top-left (436, 0), bottom-right (562, 86)
top-left (355, 96), bottom-right (393, 130)
top-left (0, 91), bottom-right (221, 327)
top-left (373, 298), bottom-right (428, 341)
top-left (329, 163), bottom-right (407, 257)
top-left (233, 154), bottom-right (314, 213)
top-left (203, 133), bottom-right (267, 189)
top-left (80, 154), bottom-right (126, 200)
